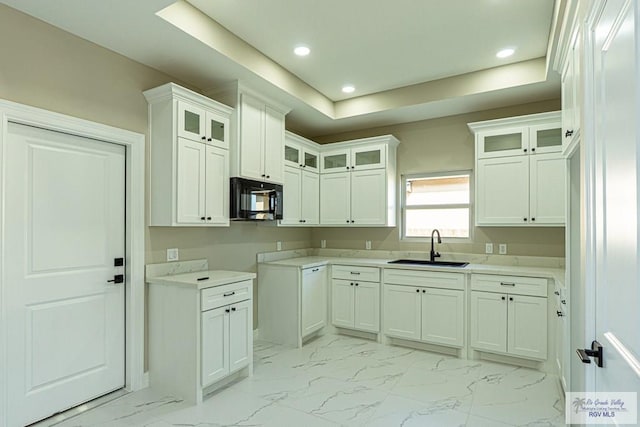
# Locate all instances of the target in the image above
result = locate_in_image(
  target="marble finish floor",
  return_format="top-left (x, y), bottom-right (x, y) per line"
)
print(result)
top-left (39, 334), bottom-right (566, 427)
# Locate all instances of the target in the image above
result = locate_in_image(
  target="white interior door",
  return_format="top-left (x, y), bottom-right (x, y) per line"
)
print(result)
top-left (4, 122), bottom-right (126, 426)
top-left (590, 0), bottom-right (640, 409)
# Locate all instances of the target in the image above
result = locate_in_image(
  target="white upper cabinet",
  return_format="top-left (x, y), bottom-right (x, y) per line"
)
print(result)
top-left (321, 149), bottom-right (351, 174)
top-left (529, 153), bottom-right (566, 224)
top-left (321, 144), bottom-right (386, 173)
top-left (177, 101), bottom-right (230, 149)
top-left (144, 83), bottom-right (232, 227)
top-left (284, 131), bottom-right (319, 173)
top-left (320, 172), bottom-right (351, 225)
top-left (206, 83), bottom-right (291, 185)
top-left (469, 111), bottom-right (565, 226)
top-left (477, 127), bottom-right (528, 159)
top-left (476, 156), bottom-right (529, 225)
top-left (263, 105), bottom-right (285, 183)
top-left (238, 95), bottom-right (286, 183)
top-left (475, 116), bottom-right (562, 159)
top-left (351, 169), bottom-right (387, 225)
top-left (319, 135), bottom-right (399, 227)
top-left (281, 132), bottom-right (320, 226)
top-left (559, 19), bottom-right (582, 153)
top-left (281, 166), bottom-right (319, 226)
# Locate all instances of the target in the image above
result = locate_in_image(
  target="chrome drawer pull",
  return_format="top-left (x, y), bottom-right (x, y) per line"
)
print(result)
top-left (223, 291), bottom-right (236, 297)
top-left (500, 282), bottom-right (516, 287)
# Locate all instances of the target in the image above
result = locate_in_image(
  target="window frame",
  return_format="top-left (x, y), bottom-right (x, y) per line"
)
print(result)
top-left (400, 170), bottom-right (474, 242)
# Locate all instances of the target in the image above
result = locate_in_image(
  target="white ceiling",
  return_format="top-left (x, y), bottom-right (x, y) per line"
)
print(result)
top-left (190, 0), bottom-right (555, 101)
top-left (0, 0), bottom-right (561, 138)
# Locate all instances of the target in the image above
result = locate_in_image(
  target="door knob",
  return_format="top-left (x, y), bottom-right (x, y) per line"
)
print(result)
top-left (107, 274), bottom-right (124, 284)
top-left (576, 340), bottom-right (603, 367)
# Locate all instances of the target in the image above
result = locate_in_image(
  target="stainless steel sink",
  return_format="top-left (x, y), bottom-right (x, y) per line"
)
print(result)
top-left (388, 259), bottom-right (469, 267)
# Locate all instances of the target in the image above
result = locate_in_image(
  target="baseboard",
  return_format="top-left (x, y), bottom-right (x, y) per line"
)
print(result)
top-left (476, 351), bottom-right (544, 370)
top-left (386, 336), bottom-right (460, 357)
top-left (140, 372), bottom-right (149, 389)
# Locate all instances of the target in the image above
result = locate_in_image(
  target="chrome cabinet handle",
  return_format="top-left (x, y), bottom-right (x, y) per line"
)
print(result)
top-left (223, 291), bottom-right (235, 297)
top-left (500, 282), bottom-right (515, 287)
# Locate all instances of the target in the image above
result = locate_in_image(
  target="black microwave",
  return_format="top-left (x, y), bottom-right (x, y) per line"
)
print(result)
top-left (230, 177), bottom-right (283, 221)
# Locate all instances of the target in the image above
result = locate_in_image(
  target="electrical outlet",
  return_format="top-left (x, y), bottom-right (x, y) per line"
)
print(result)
top-left (321, 239), bottom-right (326, 248)
top-left (485, 243), bottom-right (493, 254)
top-left (166, 248), bottom-right (179, 262)
top-left (499, 244), bottom-right (507, 255)
top-left (365, 240), bottom-right (372, 250)
top-left (276, 241), bottom-right (282, 251)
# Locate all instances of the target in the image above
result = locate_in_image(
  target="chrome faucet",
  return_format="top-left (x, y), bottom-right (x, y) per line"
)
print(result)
top-left (430, 229), bottom-right (442, 262)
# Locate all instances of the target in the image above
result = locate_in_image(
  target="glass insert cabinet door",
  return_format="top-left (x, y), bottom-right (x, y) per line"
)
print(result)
top-left (529, 124), bottom-right (562, 154)
top-left (304, 151), bottom-right (318, 171)
top-left (477, 127), bottom-right (528, 159)
top-left (284, 144), bottom-right (301, 166)
top-left (206, 112), bottom-right (229, 149)
top-left (177, 101), bottom-right (206, 142)
top-left (321, 150), bottom-right (350, 173)
top-left (352, 144), bottom-right (386, 170)
top-left (176, 101), bottom-right (229, 148)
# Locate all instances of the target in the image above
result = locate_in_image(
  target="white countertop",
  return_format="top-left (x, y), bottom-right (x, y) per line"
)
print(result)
top-left (261, 256), bottom-right (564, 284)
top-left (147, 270), bottom-right (256, 290)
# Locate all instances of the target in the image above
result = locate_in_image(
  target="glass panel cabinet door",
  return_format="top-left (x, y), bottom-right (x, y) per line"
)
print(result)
top-left (321, 150), bottom-right (350, 173)
top-left (303, 150), bottom-right (319, 172)
top-left (205, 111), bottom-right (229, 149)
top-left (177, 101), bottom-right (206, 142)
top-left (284, 143), bottom-right (301, 167)
top-left (352, 144), bottom-right (386, 170)
top-left (477, 128), bottom-right (528, 159)
top-left (530, 124), bottom-right (562, 154)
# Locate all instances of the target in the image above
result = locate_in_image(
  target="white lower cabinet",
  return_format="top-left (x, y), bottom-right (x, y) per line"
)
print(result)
top-left (302, 266), bottom-right (328, 336)
top-left (201, 299), bottom-right (251, 387)
top-left (258, 263), bottom-right (327, 347)
top-left (331, 265), bottom-right (380, 333)
top-left (421, 287), bottom-right (465, 347)
top-left (470, 274), bottom-right (548, 360)
top-left (383, 284), bottom-right (421, 340)
top-left (383, 270), bottom-right (465, 348)
top-left (148, 273), bottom-right (254, 403)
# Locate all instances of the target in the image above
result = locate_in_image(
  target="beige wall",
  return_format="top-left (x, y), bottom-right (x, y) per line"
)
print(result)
top-left (312, 100), bottom-right (565, 258)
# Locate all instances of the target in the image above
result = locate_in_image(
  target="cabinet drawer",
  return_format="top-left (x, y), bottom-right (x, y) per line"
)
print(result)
top-left (470, 274), bottom-right (547, 297)
top-left (332, 265), bottom-right (380, 282)
top-left (383, 269), bottom-right (464, 290)
top-left (201, 280), bottom-right (253, 311)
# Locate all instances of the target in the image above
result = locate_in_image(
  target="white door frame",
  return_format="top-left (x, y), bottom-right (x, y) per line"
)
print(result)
top-left (0, 99), bottom-right (146, 427)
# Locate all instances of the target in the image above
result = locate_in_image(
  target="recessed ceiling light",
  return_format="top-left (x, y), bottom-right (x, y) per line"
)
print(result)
top-left (342, 85), bottom-right (355, 94)
top-left (294, 46), bottom-right (310, 56)
top-left (496, 48), bottom-right (515, 58)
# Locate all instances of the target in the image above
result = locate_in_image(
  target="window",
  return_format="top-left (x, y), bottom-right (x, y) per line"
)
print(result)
top-left (402, 172), bottom-right (471, 239)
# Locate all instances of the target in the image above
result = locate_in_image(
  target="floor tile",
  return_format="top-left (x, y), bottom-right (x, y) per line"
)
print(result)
top-left (363, 394), bottom-right (470, 427)
top-left (36, 333), bottom-right (565, 427)
top-left (469, 368), bottom-right (565, 426)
